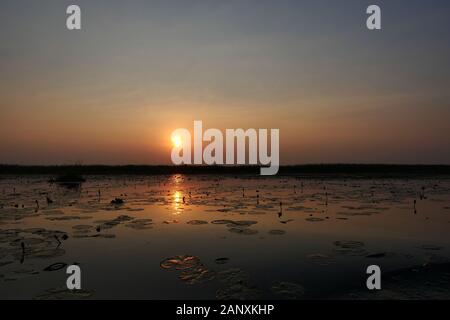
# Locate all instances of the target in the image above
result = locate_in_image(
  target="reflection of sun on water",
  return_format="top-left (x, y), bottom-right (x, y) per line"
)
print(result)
top-left (173, 174), bottom-right (183, 184)
top-left (172, 190), bottom-right (183, 214)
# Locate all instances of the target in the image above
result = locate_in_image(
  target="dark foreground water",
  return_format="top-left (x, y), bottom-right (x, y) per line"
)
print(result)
top-left (0, 175), bottom-right (449, 299)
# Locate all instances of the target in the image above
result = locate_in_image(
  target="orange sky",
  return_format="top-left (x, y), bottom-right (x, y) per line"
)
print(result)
top-left (1, 1), bottom-right (450, 165)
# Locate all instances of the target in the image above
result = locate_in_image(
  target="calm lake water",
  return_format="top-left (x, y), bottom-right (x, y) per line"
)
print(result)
top-left (1, 175), bottom-right (449, 299)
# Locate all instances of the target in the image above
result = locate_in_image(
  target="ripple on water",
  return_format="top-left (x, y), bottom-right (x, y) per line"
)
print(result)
top-left (271, 281), bottom-right (305, 299)
top-left (417, 244), bottom-right (443, 251)
top-left (34, 287), bottom-right (94, 300)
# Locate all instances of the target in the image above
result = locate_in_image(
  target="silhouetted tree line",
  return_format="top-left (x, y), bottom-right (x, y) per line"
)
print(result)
top-left (1, 164), bottom-right (450, 178)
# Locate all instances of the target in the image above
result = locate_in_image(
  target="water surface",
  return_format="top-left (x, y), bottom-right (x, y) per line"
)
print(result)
top-left (1, 175), bottom-right (449, 299)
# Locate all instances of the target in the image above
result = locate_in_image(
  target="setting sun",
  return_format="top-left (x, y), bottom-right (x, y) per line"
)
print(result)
top-left (171, 135), bottom-right (182, 148)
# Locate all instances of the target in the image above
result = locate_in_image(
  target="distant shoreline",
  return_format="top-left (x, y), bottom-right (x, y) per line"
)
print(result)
top-left (1, 164), bottom-right (450, 178)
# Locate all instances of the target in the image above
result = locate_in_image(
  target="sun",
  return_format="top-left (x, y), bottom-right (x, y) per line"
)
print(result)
top-left (171, 135), bottom-right (182, 148)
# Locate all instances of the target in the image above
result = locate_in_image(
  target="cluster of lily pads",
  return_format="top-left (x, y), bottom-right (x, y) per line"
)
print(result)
top-left (160, 254), bottom-right (307, 300)
top-left (0, 227), bottom-right (69, 282)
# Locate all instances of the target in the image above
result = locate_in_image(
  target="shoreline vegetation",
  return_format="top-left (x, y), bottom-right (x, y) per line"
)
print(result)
top-left (1, 164), bottom-right (450, 178)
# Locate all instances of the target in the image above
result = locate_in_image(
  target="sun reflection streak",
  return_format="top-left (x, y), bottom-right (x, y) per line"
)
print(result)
top-left (172, 190), bottom-right (183, 214)
top-left (173, 174), bottom-right (184, 184)
top-left (170, 175), bottom-right (186, 215)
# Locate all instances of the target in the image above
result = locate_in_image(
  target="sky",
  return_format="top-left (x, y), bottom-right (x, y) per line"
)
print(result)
top-left (1, 0), bottom-right (450, 165)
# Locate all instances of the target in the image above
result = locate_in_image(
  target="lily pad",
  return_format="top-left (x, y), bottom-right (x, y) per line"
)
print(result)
top-left (216, 268), bottom-right (261, 300)
top-left (160, 255), bottom-right (201, 270)
top-left (268, 229), bottom-right (286, 235)
top-left (305, 217), bottom-right (325, 222)
top-left (72, 225), bottom-right (93, 230)
top-left (178, 264), bottom-right (215, 284)
top-left (417, 245), bottom-right (443, 251)
top-left (306, 253), bottom-right (335, 266)
top-left (228, 228), bottom-right (258, 235)
top-left (215, 257), bottom-right (230, 265)
top-left (44, 262), bottom-right (68, 272)
top-left (187, 220), bottom-right (208, 225)
top-left (124, 219), bottom-right (154, 230)
top-left (333, 241), bottom-right (367, 256)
